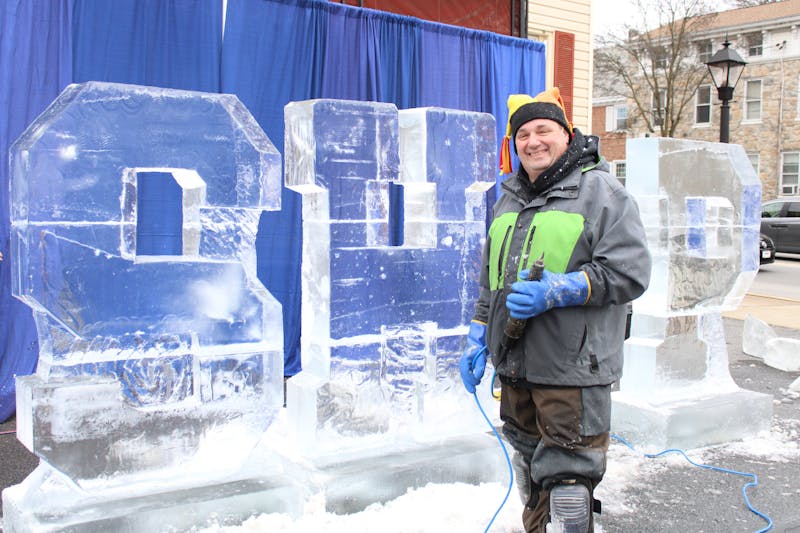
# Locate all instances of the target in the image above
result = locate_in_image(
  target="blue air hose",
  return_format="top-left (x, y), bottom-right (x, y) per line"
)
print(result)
top-left (471, 346), bottom-right (514, 533)
top-left (470, 348), bottom-right (774, 533)
top-left (611, 433), bottom-right (773, 533)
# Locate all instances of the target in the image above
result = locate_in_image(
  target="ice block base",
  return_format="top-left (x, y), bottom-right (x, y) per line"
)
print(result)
top-left (1, 463), bottom-right (308, 533)
top-left (611, 388), bottom-right (773, 451)
top-left (2, 432), bottom-right (508, 531)
top-left (310, 432), bottom-right (508, 514)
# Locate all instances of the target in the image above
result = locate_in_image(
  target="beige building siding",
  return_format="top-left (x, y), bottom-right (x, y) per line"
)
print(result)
top-left (679, 55), bottom-right (800, 200)
top-left (672, 15), bottom-right (800, 201)
top-left (527, 0), bottom-right (592, 132)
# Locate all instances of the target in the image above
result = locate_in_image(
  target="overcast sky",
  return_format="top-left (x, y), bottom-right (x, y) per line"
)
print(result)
top-left (591, 0), bottom-right (635, 36)
top-left (591, 0), bottom-right (738, 37)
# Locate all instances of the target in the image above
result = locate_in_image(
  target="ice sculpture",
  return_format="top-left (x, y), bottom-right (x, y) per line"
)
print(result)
top-left (3, 82), bottom-right (287, 531)
top-left (283, 100), bottom-right (503, 511)
top-left (613, 138), bottom-right (773, 450)
top-left (743, 314), bottom-right (800, 372)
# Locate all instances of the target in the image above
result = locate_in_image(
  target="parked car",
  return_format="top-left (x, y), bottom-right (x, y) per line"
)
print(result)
top-left (761, 196), bottom-right (800, 253)
top-left (759, 233), bottom-right (776, 265)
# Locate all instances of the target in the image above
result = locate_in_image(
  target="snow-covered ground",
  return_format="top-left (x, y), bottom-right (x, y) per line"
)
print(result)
top-left (196, 419), bottom-right (800, 533)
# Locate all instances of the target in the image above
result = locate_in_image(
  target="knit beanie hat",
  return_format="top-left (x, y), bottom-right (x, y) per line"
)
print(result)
top-left (499, 87), bottom-right (573, 174)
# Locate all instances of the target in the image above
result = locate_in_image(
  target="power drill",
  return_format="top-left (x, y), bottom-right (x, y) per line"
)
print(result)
top-left (498, 253), bottom-right (545, 357)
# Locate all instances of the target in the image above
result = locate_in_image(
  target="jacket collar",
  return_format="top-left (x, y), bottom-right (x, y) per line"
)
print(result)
top-left (501, 160), bottom-right (585, 205)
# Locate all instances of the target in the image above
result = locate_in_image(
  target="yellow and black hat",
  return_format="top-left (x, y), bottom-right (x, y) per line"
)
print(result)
top-left (499, 87), bottom-right (573, 174)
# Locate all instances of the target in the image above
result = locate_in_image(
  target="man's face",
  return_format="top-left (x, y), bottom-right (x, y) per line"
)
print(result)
top-left (514, 118), bottom-right (570, 181)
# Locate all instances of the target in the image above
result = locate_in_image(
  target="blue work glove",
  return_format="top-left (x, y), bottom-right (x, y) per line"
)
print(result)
top-left (459, 320), bottom-right (488, 394)
top-left (506, 269), bottom-right (590, 320)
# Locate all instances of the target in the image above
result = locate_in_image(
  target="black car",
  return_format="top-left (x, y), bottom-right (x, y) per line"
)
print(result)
top-left (761, 196), bottom-right (800, 253)
top-left (759, 233), bottom-right (775, 265)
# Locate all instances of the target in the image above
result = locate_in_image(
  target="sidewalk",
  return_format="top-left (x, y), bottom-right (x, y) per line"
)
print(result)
top-left (723, 292), bottom-right (800, 332)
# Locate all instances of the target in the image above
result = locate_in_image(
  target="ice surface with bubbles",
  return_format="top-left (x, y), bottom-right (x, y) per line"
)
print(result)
top-left (283, 100), bottom-right (497, 456)
top-left (4, 90), bottom-right (507, 531)
top-left (614, 138), bottom-right (772, 450)
top-left (8, 81), bottom-right (285, 485)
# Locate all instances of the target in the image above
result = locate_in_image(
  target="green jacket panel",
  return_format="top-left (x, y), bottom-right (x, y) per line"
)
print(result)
top-left (487, 210), bottom-right (585, 289)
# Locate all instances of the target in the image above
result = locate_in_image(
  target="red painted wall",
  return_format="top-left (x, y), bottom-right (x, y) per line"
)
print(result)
top-left (337, 0), bottom-right (520, 36)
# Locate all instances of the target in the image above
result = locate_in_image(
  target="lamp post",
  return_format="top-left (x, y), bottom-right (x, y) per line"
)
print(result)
top-left (705, 40), bottom-right (747, 143)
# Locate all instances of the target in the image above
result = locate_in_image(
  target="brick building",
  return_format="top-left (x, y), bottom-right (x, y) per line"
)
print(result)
top-left (592, 0), bottom-right (800, 199)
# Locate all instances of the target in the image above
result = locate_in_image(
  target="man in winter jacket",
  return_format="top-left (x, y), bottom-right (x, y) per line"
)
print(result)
top-left (459, 87), bottom-right (651, 533)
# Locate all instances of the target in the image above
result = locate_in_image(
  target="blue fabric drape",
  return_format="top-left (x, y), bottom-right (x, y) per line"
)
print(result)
top-left (418, 24), bottom-right (487, 110)
top-left (72, 0), bottom-right (222, 92)
top-left (222, 0), bottom-right (545, 376)
top-left (377, 17), bottom-right (419, 109)
top-left (320, 5), bottom-right (383, 101)
top-left (488, 35), bottom-right (547, 172)
top-left (0, 0), bottom-right (74, 422)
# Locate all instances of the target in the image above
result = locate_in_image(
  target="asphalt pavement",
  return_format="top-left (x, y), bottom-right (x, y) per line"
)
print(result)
top-left (597, 316), bottom-right (800, 533)
top-left (1, 291), bottom-right (799, 532)
top-left (594, 284), bottom-right (800, 532)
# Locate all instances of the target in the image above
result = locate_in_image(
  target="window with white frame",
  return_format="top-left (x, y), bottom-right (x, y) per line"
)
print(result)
top-left (696, 40), bottom-right (712, 63)
top-left (613, 161), bottom-right (626, 186)
top-left (695, 85), bottom-right (711, 124)
top-left (781, 152), bottom-right (799, 195)
top-left (746, 32), bottom-right (763, 56)
top-left (605, 104), bottom-right (627, 131)
top-left (744, 79), bottom-right (762, 121)
top-left (651, 88), bottom-right (666, 127)
top-left (747, 152), bottom-right (759, 176)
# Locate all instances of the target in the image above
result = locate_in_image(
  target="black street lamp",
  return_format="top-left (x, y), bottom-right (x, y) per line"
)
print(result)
top-left (705, 40), bottom-right (747, 143)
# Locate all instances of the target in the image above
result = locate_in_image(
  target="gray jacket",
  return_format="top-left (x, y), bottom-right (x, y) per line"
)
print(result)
top-left (473, 159), bottom-right (651, 387)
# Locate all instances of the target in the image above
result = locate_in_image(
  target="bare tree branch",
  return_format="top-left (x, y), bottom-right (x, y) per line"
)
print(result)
top-left (594, 0), bottom-right (718, 137)
top-left (730, 0), bottom-right (778, 7)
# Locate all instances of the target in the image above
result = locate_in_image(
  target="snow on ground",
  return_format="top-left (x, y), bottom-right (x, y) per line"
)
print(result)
top-left (196, 423), bottom-right (800, 533)
top-left (197, 481), bottom-right (525, 533)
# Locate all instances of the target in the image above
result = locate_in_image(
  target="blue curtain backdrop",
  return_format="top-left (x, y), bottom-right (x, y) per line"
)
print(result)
top-left (0, 0), bottom-right (544, 421)
top-left (0, 0), bottom-right (74, 422)
top-left (71, 0), bottom-right (222, 91)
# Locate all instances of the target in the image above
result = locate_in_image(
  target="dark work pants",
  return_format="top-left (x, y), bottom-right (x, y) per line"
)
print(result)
top-left (499, 382), bottom-right (611, 533)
